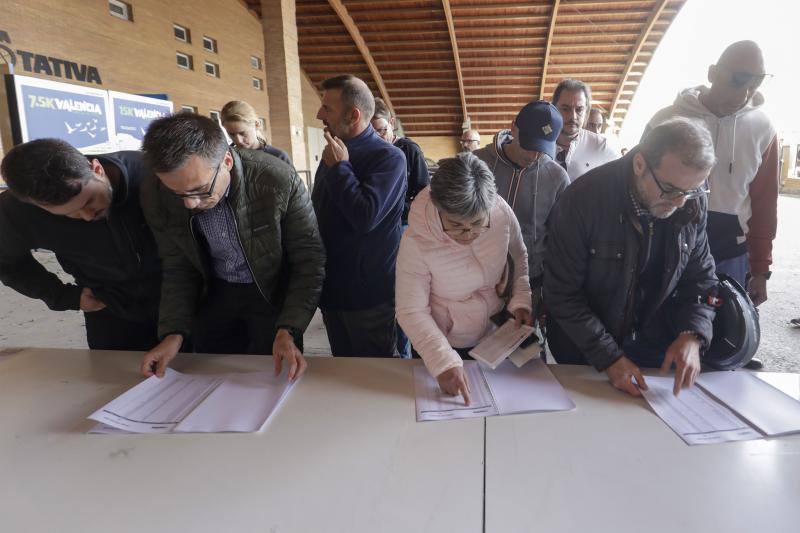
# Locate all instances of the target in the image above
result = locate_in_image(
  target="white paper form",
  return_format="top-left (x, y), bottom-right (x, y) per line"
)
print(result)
top-left (755, 372), bottom-right (800, 401)
top-left (413, 362), bottom-right (499, 421)
top-left (698, 371), bottom-right (800, 437)
top-left (175, 371), bottom-right (293, 433)
top-left (89, 369), bottom-right (223, 433)
top-left (413, 360), bottom-right (575, 422)
top-left (469, 319), bottom-right (534, 369)
top-left (482, 359), bottom-right (575, 415)
top-left (641, 376), bottom-right (761, 445)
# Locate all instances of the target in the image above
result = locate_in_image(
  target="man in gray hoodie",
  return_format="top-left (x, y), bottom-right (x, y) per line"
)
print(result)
top-left (474, 101), bottom-right (569, 315)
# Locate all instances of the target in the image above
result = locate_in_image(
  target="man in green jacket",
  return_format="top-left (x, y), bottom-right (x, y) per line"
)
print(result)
top-left (139, 114), bottom-right (325, 381)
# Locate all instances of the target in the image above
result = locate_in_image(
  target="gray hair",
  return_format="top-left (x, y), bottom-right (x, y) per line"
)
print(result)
top-left (321, 74), bottom-right (375, 123)
top-left (430, 152), bottom-right (497, 219)
top-left (639, 117), bottom-right (716, 171)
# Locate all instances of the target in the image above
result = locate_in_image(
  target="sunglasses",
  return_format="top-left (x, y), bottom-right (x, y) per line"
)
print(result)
top-left (719, 65), bottom-right (773, 90)
top-left (645, 159), bottom-right (709, 200)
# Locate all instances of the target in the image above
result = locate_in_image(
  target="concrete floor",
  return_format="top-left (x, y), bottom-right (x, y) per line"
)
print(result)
top-left (1, 196), bottom-right (798, 372)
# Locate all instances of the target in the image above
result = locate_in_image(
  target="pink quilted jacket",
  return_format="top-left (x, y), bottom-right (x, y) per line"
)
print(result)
top-left (396, 187), bottom-right (532, 377)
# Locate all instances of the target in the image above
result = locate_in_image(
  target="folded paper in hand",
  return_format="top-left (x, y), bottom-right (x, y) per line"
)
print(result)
top-left (469, 319), bottom-right (535, 369)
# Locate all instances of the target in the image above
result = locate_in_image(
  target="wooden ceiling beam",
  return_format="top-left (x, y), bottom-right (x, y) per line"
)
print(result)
top-left (539, 0), bottom-right (560, 100)
top-left (326, 0), bottom-right (394, 112)
top-left (609, 0), bottom-right (669, 128)
top-left (442, 0), bottom-right (469, 127)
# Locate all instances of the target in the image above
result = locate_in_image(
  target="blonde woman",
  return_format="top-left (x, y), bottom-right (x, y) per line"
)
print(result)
top-left (220, 100), bottom-right (292, 165)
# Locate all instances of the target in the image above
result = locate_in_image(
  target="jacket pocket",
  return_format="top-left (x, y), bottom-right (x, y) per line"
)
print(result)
top-left (588, 242), bottom-right (626, 261)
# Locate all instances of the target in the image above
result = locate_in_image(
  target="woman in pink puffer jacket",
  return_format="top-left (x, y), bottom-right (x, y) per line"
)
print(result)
top-left (396, 153), bottom-right (532, 405)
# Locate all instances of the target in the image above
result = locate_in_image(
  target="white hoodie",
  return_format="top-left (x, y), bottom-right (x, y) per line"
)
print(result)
top-left (646, 86), bottom-right (779, 274)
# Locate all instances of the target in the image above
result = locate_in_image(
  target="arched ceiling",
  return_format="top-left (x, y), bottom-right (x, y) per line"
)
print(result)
top-left (244, 0), bottom-right (686, 137)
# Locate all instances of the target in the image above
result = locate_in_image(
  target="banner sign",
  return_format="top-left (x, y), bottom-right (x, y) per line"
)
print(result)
top-left (12, 75), bottom-right (114, 152)
top-left (108, 91), bottom-right (173, 150)
top-left (7, 74), bottom-right (173, 154)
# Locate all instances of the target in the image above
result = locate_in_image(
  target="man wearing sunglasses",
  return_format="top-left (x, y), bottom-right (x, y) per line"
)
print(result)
top-left (544, 118), bottom-right (718, 398)
top-left (138, 113), bottom-right (325, 381)
top-left (646, 41), bottom-right (778, 345)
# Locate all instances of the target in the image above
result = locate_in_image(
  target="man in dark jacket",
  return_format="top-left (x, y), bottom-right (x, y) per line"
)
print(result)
top-left (544, 118), bottom-right (718, 397)
top-left (370, 97), bottom-right (429, 225)
top-left (139, 113), bottom-right (325, 380)
top-left (313, 75), bottom-right (407, 357)
top-left (0, 139), bottom-right (161, 350)
top-left (370, 96), bottom-right (429, 358)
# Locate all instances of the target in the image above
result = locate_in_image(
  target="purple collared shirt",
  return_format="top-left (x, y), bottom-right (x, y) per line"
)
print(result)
top-left (192, 190), bottom-right (254, 283)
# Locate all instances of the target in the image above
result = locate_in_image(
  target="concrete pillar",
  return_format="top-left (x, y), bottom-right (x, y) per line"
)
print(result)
top-left (261, 0), bottom-right (308, 171)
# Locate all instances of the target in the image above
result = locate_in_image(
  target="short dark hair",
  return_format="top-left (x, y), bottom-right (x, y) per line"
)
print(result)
top-left (321, 74), bottom-right (375, 121)
top-left (372, 97), bottom-right (393, 122)
top-left (552, 79), bottom-right (592, 108)
top-left (142, 113), bottom-right (228, 172)
top-left (0, 138), bottom-right (92, 205)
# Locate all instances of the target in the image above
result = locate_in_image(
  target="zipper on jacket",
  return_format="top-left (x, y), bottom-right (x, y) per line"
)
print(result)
top-left (622, 212), bottom-right (642, 339)
top-left (227, 203), bottom-right (270, 305)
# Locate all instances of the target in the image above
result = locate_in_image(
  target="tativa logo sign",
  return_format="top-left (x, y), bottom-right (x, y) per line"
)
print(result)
top-left (0, 30), bottom-right (103, 85)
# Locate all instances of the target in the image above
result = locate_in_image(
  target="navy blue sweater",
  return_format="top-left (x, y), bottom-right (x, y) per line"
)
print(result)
top-left (312, 125), bottom-right (407, 310)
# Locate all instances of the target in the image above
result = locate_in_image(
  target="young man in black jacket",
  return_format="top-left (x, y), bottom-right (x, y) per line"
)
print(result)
top-left (0, 138), bottom-right (161, 350)
top-left (544, 118), bottom-right (718, 397)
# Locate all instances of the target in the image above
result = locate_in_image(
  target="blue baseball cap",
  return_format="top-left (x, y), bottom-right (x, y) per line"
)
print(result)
top-left (514, 100), bottom-right (563, 159)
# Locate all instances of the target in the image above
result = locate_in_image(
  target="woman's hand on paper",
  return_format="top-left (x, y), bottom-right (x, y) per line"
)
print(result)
top-left (437, 366), bottom-right (472, 406)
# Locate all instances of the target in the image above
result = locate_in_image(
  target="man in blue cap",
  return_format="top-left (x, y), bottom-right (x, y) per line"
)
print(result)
top-left (474, 100), bottom-right (570, 316)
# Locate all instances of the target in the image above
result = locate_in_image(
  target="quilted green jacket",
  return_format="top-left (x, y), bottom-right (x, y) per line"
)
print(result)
top-left (141, 148), bottom-right (325, 340)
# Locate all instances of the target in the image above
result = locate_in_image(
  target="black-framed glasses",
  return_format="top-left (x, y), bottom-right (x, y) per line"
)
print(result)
top-left (460, 139), bottom-right (479, 145)
top-left (173, 158), bottom-right (224, 199)
top-left (644, 159), bottom-right (709, 200)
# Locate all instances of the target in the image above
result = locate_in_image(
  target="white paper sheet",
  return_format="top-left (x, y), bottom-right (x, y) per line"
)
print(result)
top-left (89, 369), bottom-right (223, 433)
top-left (469, 319), bottom-right (534, 369)
top-left (641, 376), bottom-right (761, 445)
top-left (697, 371), bottom-right (800, 437)
top-left (413, 360), bottom-right (574, 422)
top-left (88, 368), bottom-right (294, 434)
top-left (413, 362), bottom-right (498, 421)
top-left (508, 342), bottom-right (542, 368)
top-left (482, 359), bottom-right (575, 415)
top-left (175, 371), bottom-right (293, 433)
top-left (755, 372), bottom-right (800, 401)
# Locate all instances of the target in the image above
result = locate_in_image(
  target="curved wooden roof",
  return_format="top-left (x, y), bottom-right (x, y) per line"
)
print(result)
top-left (244, 0), bottom-right (686, 137)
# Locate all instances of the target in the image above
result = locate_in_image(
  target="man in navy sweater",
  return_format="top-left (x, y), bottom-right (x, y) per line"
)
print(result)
top-left (312, 74), bottom-right (407, 357)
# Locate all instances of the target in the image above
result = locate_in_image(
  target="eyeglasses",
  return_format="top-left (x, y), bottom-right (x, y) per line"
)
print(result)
top-left (719, 65), bottom-right (773, 90)
top-left (460, 139), bottom-right (479, 145)
top-left (173, 157), bottom-right (224, 199)
top-left (644, 159), bottom-right (709, 200)
top-left (440, 213), bottom-right (491, 236)
top-left (375, 127), bottom-right (390, 136)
